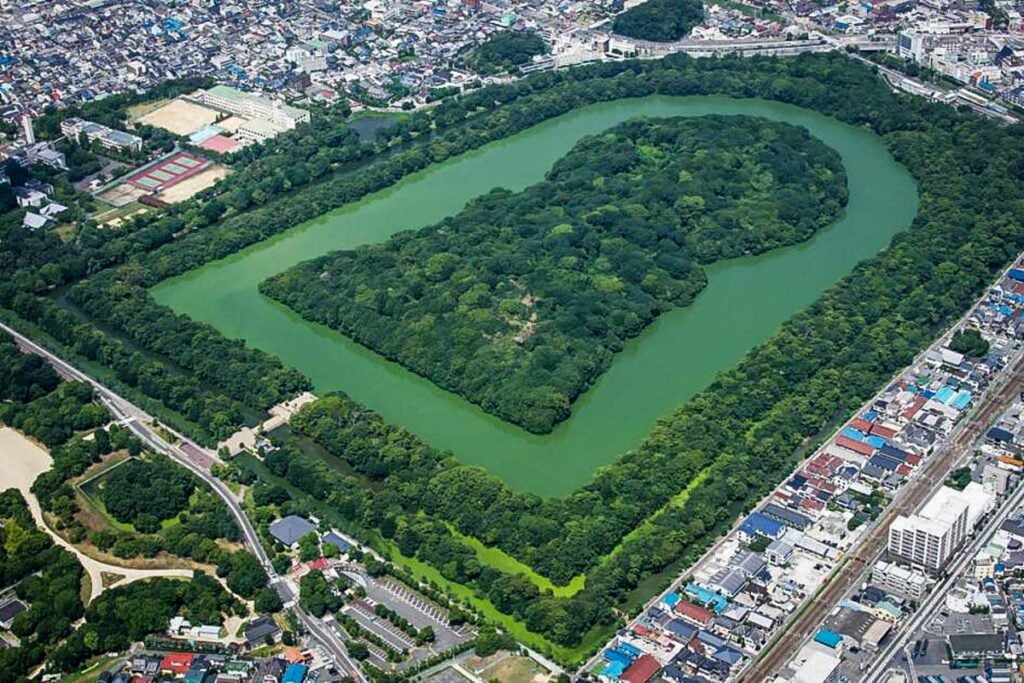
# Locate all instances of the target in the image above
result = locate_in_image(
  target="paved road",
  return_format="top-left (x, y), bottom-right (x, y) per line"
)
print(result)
top-left (0, 321), bottom-right (367, 682)
top-left (864, 454), bottom-right (1024, 681)
top-left (741, 346), bottom-right (1024, 681)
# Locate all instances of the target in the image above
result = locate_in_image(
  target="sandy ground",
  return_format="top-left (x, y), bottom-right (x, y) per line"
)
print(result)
top-left (97, 183), bottom-right (146, 209)
top-left (140, 98), bottom-right (219, 136)
top-left (216, 115), bottom-right (247, 133)
top-left (0, 428), bottom-right (193, 602)
top-left (156, 165), bottom-right (230, 204)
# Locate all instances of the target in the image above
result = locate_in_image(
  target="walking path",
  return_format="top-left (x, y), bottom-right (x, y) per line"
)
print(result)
top-left (1, 427), bottom-right (193, 602)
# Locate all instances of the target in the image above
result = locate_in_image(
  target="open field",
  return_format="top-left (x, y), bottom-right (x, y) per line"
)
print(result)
top-left (0, 426), bottom-right (53, 497)
top-left (96, 182), bottom-right (145, 209)
top-left (156, 165), bottom-right (230, 204)
top-left (139, 98), bottom-right (219, 136)
top-left (127, 98), bottom-right (170, 119)
top-left (475, 653), bottom-right (554, 683)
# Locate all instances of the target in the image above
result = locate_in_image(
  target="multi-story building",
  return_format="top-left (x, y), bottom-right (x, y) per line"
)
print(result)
top-left (60, 117), bottom-right (143, 152)
top-left (871, 560), bottom-right (931, 599)
top-left (888, 486), bottom-right (970, 572)
top-left (192, 85), bottom-right (311, 130)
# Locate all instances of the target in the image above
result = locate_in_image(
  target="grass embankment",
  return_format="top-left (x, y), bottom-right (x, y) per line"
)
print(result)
top-left (76, 458), bottom-right (183, 533)
top-left (234, 452), bottom-right (612, 664)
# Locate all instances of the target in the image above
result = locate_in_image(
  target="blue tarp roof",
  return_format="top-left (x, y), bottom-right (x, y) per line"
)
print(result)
top-left (815, 629), bottom-right (843, 648)
top-left (1008, 268), bottom-right (1024, 282)
top-left (604, 648), bottom-right (633, 666)
top-left (283, 664), bottom-right (308, 683)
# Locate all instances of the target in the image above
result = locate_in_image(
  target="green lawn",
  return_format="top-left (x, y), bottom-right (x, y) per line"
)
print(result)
top-left (447, 525), bottom-right (586, 598)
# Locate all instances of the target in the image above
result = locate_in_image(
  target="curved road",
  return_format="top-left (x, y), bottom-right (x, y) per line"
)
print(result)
top-left (0, 322), bottom-right (367, 682)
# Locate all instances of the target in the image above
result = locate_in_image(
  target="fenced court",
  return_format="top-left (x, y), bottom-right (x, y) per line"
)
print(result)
top-left (126, 151), bottom-right (211, 193)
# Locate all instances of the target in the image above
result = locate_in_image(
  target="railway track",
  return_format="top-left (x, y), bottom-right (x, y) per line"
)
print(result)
top-left (741, 350), bottom-right (1024, 681)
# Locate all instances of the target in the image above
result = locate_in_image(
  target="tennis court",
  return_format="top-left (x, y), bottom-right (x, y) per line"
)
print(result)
top-left (126, 152), bottom-right (212, 192)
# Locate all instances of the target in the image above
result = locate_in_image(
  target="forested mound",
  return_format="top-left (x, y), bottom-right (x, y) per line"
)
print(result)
top-left (612, 0), bottom-right (705, 42)
top-left (261, 116), bottom-right (848, 432)
top-left (464, 31), bottom-right (550, 74)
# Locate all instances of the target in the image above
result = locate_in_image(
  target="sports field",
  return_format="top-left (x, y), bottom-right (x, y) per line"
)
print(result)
top-left (126, 151), bottom-right (211, 192)
top-left (139, 98), bottom-right (219, 136)
top-left (156, 165), bottom-right (230, 204)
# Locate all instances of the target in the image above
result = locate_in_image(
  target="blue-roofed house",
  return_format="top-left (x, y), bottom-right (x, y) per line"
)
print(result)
top-left (323, 532), bottom-right (351, 554)
top-left (737, 513), bottom-right (784, 543)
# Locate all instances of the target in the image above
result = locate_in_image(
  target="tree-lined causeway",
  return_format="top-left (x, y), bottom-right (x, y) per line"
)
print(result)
top-left (152, 95), bottom-right (918, 496)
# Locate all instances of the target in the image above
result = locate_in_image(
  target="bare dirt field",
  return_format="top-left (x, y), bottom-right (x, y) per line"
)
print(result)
top-left (140, 98), bottom-right (220, 136)
top-left (217, 115), bottom-right (248, 133)
top-left (97, 182), bottom-right (146, 208)
top-left (1, 426), bottom-right (52, 495)
top-left (156, 165), bottom-right (230, 204)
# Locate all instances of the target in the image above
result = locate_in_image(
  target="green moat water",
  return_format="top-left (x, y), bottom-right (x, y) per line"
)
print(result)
top-left (153, 96), bottom-right (918, 496)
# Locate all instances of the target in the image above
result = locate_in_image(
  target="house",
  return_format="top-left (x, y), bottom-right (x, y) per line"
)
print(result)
top-left (948, 633), bottom-right (1007, 661)
top-left (244, 615), bottom-right (281, 648)
top-left (129, 654), bottom-right (162, 675)
top-left (674, 601), bottom-right (714, 627)
top-left (737, 513), bottom-right (784, 542)
top-left (0, 600), bottom-right (27, 629)
top-left (620, 654), bottom-right (661, 683)
top-left (185, 662), bottom-right (217, 683)
top-left (322, 531), bottom-right (351, 554)
top-left (269, 515), bottom-right (317, 548)
top-left (160, 652), bottom-right (195, 676)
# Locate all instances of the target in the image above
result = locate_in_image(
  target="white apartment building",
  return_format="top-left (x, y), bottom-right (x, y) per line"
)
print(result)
top-left (888, 486), bottom-right (970, 572)
top-left (871, 560), bottom-right (930, 600)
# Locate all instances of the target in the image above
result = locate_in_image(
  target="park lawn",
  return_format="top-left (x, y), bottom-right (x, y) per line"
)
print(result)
top-left (126, 98), bottom-right (170, 120)
top-left (446, 524), bottom-right (585, 598)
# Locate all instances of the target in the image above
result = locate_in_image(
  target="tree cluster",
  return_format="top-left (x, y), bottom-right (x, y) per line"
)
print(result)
top-left (263, 116), bottom-right (846, 432)
top-left (99, 456), bottom-right (196, 532)
top-left (464, 31), bottom-right (550, 74)
top-left (612, 0), bottom-right (704, 42)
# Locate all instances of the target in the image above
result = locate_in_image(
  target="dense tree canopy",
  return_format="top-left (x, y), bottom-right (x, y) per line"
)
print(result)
top-left (948, 328), bottom-right (990, 357)
top-left (612, 0), bottom-right (705, 41)
top-left (465, 31), bottom-right (550, 74)
top-left (100, 457), bottom-right (196, 530)
top-left (263, 117), bottom-right (847, 432)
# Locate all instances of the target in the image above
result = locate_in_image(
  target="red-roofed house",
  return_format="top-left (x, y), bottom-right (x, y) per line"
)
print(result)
top-left (902, 396), bottom-right (927, 422)
top-left (850, 418), bottom-right (874, 433)
top-left (621, 654), bottom-right (661, 683)
top-left (897, 464), bottom-right (912, 476)
top-left (674, 601), bottom-right (714, 626)
top-left (835, 435), bottom-right (876, 457)
top-left (159, 652), bottom-right (194, 675)
top-left (801, 497), bottom-right (825, 513)
top-left (870, 424), bottom-right (898, 440)
top-left (905, 454), bottom-right (922, 467)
